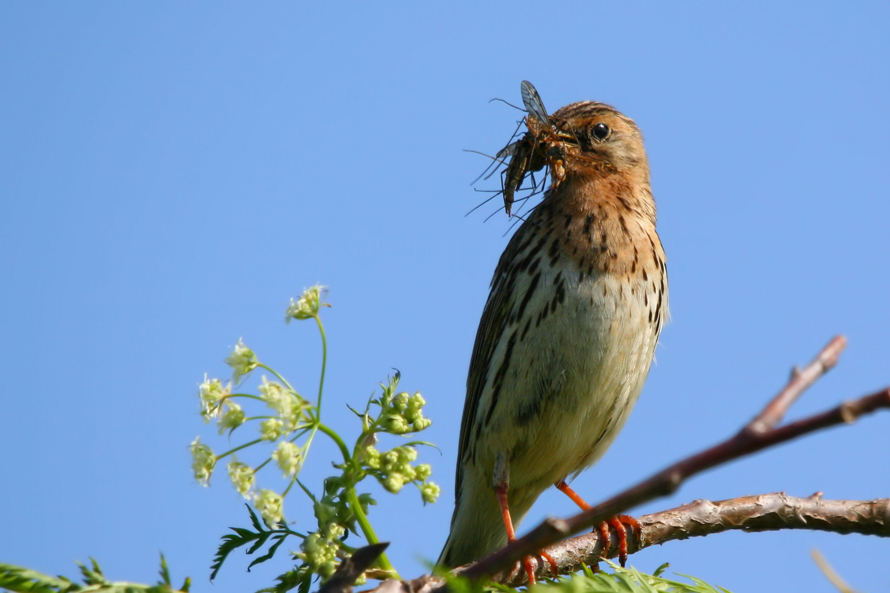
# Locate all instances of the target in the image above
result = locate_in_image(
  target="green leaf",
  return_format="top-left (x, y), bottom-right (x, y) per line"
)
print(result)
top-left (248, 532), bottom-right (289, 571)
top-left (1, 559), bottom-right (191, 593)
top-left (247, 504), bottom-right (268, 533)
top-left (211, 505), bottom-right (296, 580)
top-left (157, 554), bottom-right (171, 586)
top-left (0, 563), bottom-right (73, 593)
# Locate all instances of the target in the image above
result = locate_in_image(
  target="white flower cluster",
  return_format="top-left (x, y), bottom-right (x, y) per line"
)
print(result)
top-left (198, 375), bottom-right (245, 435)
top-left (224, 338), bottom-right (258, 383)
top-left (259, 376), bottom-right (310, 433)
top-left (285, 285), bottom-right (328, 323)
top-left (190, 437), bottom-right (216, 486)
top-left (227, 459), bottom-right (255, 499)
top-left (271, 441), bottom-right (302, 477)
top-left (193, 367), bottom-right (311, 516)
top-left (253, 489), bottom-right (284, 526)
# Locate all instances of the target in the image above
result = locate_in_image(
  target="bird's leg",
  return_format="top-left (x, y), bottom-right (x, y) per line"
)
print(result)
top-left (554, 479), bottom-right (592, 511)
top-left (493, 455), bottom-right (558, 584)
top-left (554, 480), bottom-right (641, 568)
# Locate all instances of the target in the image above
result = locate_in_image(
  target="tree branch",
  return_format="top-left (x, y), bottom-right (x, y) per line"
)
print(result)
top-left (459, 336), bottom-right (890, 583)
top-left (492, 493), bottom-right (890, 586)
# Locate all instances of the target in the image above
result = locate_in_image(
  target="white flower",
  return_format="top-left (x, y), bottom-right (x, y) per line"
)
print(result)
top-left (217, 401), bottom-right (245, 434)
top-left (189, 437), bottom-right (216, 486)
top-left (227, 459), bottom-right (255, 499)
top-left (253, 489), bottom-right (284, 526)
top-left (285, 285), bottom-right (327, 323)
top-left (258, 376), bottom-right (288, 412)
top-left (259, 376), bottom-right (308, 430)
top-left (271, 440), bottom-right (302, 477)
top-left (225, 338), bottom-right (257, 383)
top-left (260, 418), bottom-right (285, 441)
top-left (198, 375), bottom-right (230, 421)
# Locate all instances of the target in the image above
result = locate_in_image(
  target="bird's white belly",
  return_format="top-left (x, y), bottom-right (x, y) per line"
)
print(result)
top-left (477, 270), bottom-right (658, 512)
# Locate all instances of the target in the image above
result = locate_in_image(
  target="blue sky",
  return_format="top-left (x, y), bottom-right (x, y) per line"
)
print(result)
top-left (2, 3), bottom-right (888, 592)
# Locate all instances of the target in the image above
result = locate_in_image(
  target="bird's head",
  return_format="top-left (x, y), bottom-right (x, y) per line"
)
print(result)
top-left (544, 101), bottom-right (650, 180)
top-left (498, 82), bottom-right (651, 217)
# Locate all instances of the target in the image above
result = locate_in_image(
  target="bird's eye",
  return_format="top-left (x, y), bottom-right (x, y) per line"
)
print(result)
top-left (592, 122), bottom-right (610, 141)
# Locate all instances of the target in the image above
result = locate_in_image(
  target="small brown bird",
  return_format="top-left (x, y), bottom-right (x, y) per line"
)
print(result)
top-left (439, 82), bottom-right (668, 580)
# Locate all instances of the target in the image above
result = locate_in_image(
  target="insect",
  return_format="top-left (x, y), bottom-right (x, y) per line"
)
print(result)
top-left (498, 81), bottom-right (576, 216)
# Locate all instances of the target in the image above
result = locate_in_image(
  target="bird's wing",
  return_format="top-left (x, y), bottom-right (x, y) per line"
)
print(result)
top-left (453, 234), bottom-right (525, 501)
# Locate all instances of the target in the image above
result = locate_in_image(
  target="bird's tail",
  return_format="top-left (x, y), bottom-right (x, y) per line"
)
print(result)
top-left (438, 477), bottom-right (525, 568)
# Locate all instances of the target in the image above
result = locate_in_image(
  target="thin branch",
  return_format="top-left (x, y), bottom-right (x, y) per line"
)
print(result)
top-left (460, 336), bottom-right (890, 582)
top-left (751, 335), bottom-right (846, 431)
top-left (811, 548), bottom-right (861, 593)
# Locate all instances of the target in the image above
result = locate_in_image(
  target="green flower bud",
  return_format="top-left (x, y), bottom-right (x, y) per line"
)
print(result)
top-left (319, 561), bottom-right (337, 579)
top-left (421, 482), bottom-right (441, 504)
top-left (314, 500), bottom-right (337, 526)
top-left (363, 445), bottom-right (381, 470)
top-left (412, 417), bottom-right (432, 431)
top-left (409, 392), bottom-right (426, 410)
top-left (393, 392), bottom-right (410, 411)
top-left (415, 464), bottom-right (432, 480)
top-left (383, 472), bottom-right (405, 493)
top-left (383, 414), bottom-right (410, 434)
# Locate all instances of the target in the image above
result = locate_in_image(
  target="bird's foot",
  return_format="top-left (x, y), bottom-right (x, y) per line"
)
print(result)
top-left (597, 514), bottom-right (642, 567)
top-left (515, 548), bottom-right (559, 586)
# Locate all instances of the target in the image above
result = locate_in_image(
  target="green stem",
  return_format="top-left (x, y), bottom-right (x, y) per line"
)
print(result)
top-left (317, 422), bottom-right (395, 574)
top-left (216, 438), bottom-right (263, 460)
top-left (314, 315), bottom-right (328, 414)
top-left (282, 475), bottom-right (297, 497)
top-left (257, 364), bottom-right (297, 394)
top-left (227, 393), bottom-right (265, 402)
top-left (317, 423), bottom-right (351, 463)
top-left (345, 487), bottom-right (398, 577)
top-left (298, 315), bottom-right (329, 463)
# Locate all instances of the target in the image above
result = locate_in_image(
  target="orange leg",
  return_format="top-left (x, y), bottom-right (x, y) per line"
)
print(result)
top-left (493, 455), bottom-right (560, 585)
top-left (494, 481), bottom-right (539, 584)
top-left (555, 480), bottom-right (592, 511)
top-left (555, 481), bottom-right (640, 568)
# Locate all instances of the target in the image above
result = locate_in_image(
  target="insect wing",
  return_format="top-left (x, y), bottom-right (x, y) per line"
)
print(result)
top-left (520, 80), bottom-right (551, 127)
top-left (496, 141), bottom-right (521, 161)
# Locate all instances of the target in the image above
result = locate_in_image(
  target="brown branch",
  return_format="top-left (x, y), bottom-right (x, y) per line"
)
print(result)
top-left (490, 493), bottom-right (890, 586)
top-left (460, 336), bottom-right (890, 582)
top-left (362, 493), bottom-right (890, 592)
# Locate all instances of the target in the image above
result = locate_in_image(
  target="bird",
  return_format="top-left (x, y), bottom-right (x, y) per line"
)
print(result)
top-left (438, 81), bottom-right (668, 582)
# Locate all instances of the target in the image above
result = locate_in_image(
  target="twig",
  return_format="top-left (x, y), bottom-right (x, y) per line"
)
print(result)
top-left (460, 337), bottom-right (890, 582)
top-left (811, 548), bottom-right (860, 593)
